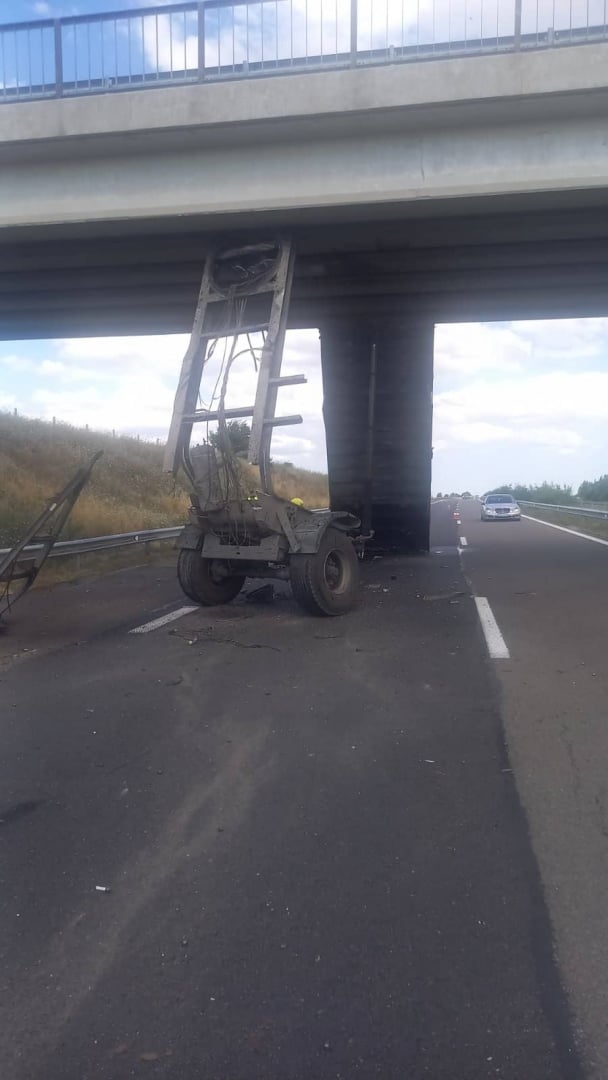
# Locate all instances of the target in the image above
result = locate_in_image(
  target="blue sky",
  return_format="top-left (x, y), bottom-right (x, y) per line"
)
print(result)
top-left (3, 1), bottom-right (148, 19)
top-left (3, 320), bottom-right (608, 495)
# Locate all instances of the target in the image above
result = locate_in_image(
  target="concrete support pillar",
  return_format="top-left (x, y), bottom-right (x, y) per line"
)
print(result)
top-left (320, 317), bottom-right (434, 552)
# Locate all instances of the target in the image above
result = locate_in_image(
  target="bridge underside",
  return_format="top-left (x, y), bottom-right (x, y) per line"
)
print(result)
top-left (3, 199), bottom-right (608, 337)
top-left (3, 199), bottom-right (608, 551)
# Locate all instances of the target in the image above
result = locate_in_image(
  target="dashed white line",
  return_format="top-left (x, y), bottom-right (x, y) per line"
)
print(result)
top-left (474, 597), bottom-right (510, 660)
top-left (129, 605), bottom-right (198, 634)
top-left (459, 536), bottom-right (468, 547)
top-left (522, 514), bottom-right (608, 548)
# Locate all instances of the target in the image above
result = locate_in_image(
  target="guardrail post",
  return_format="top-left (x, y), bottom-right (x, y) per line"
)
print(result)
top-left (197, 1), bottom-right (206, 81)
top-left (350, 0), bottom-right (358, 65)
top-left (514, 0), bottom-right (522, 50)
top-left (54, 19), bottom-right (64, 97)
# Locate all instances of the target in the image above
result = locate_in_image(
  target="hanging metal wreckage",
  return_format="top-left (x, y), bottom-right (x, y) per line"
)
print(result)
top-left (164, 238), bottom-right (362, 616)
top-left (0, 451), bottom-right (102, 619)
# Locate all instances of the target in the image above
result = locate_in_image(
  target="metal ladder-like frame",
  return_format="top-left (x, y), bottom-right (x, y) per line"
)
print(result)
top-left (164, 238), bottom-right (305, 494)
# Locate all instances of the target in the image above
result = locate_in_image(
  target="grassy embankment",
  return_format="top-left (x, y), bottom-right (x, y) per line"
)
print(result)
top-left (0, 412), bottom-right (329, 583)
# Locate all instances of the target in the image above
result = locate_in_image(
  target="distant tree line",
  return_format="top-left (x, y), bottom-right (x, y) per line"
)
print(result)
top-left (482, 476), bottom-right (608, 505)
top-left (484, 482), bottom-right (577, 505)
top-left (578, 475), bottom-right (608, 503)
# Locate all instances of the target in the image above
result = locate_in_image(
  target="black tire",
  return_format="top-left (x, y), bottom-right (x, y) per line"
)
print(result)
top-left (177, 549), bottom-right (245, 606)
top-left (289, 528), bottom-right (359, 617)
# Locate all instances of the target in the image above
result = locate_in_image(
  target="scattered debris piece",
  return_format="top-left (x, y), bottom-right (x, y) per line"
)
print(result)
top-left (171, 627), bottom-right (280, 651)
top-left (205, 634), bottom-right (280, 652)
top-left (423, 590), bottom-right (466, 602)
top-left (95, 885), bottom-right (111, 893)
top-left (140, 1052), bottom-right (160, 1062)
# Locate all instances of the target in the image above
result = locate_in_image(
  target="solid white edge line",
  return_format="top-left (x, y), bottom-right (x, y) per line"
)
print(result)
top-left (129, 605), bottom-right (198, 634)
top-left (459, 536), bottom-right (468, 546)
top-left (474, 597), bottom-right (510, 660)
top-left (522, 514), bottom-right (608, 548)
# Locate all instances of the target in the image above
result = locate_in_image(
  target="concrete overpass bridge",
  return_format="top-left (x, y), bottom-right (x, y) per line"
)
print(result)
top-left (2, 1), bottom-right (608, 549)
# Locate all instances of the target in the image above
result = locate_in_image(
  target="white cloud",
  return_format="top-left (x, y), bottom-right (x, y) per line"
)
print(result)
top-left (434, 323), bottom-right (529, 376)
top-left (32, 1), bottom-right (51, 14)
top-left (20, 330), bottom-right (328, 470)
top-left (0, 354), bottom-right (36, 372)
top-left (511, 318), bottom-right (608, 362)
top-left (435, 371), bottom-right (608, 426)
top-left (432, 321), bottom-right (608, 493)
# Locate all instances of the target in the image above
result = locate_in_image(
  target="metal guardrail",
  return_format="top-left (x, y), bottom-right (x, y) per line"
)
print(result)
top-left (2, 0), bottom-right (607, 103)
top-left (0, 526), bottom-right (184, 561)
top-left (518, 501), bottom-right (608, 521)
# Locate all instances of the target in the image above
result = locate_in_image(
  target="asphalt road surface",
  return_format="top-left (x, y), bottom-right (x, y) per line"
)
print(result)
top-left (1, 500), bottom-right (605, 1079)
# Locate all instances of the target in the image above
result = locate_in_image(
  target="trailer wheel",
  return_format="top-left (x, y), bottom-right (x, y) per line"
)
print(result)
top-left (290, 528), bottom-right (359, 616)
top-left (177, 550), bottom-right (245, 606)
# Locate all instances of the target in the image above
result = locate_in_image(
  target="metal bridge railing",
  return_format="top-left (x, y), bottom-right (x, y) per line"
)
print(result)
top-left (0, 526), bottom-right (184, 561)
top-left (2, 0), bottom-right (607, 103)
top-left (518, 501), bottom-right (608, 520)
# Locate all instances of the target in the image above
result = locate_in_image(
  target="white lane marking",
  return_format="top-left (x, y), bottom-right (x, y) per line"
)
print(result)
top-left (459, 536), bottom-right (468, 546)
top-left (129, 605), bottom-right (198, 634)
top-left (522, 514), bottom-right (608, 548)
top-left (474, 597), bottom-right (510, 660)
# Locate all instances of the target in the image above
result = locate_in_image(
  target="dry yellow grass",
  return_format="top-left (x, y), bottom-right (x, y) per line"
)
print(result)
top-left (0, 412), bottom-right (188, 547)
top-left (0, 413), bottom-right (329, 552)
top-left (243, 462), bottom-right (328, 507)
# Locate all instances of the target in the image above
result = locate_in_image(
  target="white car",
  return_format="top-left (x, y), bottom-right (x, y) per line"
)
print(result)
top-left (481, 494), bottom-right (521, 521)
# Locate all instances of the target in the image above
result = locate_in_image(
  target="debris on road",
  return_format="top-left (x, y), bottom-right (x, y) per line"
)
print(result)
top-left (246, 584), bottom-right (274, 604)
top-left (95, 885), bottom-right (111, 893)
top-left (423, 590), bottom-right (466, 602)
top-left (170, 627), bottom-right (281, 651)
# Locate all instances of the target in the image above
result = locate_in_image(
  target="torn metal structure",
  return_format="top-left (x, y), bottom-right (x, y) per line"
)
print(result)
top-left (164, 238), bottom-right (361, 616)
top-left (0, 451), bottom-right (102, 618)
